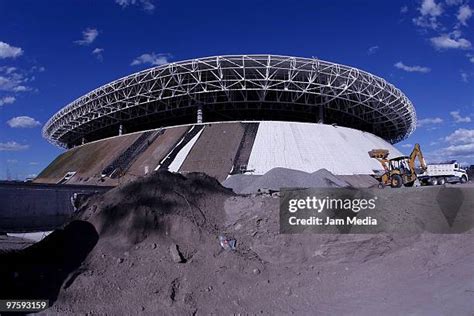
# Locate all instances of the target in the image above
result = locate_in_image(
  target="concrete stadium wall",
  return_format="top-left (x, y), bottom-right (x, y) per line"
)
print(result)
top-left (36, 121), bottom-right (404, 185)
top-left (0, 182), bottom-right (111, 233)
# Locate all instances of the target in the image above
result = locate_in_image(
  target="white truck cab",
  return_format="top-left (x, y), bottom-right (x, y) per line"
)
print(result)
top-left (419, 161), bottom-right (468, 185)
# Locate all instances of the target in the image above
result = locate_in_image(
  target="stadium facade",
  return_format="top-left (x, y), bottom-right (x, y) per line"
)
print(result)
top-left (37, 55), bottom-right (416, 184)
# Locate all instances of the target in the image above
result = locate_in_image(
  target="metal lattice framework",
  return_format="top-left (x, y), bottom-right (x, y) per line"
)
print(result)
top-left (43, 55), bottom-right (416, 148)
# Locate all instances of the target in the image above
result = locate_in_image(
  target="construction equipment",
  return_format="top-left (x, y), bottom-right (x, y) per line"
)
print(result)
top-left (418, 161), bottom-right (468, 185)
top-left (369, 143), bottom-right (427, 188)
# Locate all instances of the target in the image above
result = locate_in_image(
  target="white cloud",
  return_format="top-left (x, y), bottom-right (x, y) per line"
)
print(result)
top-left (0, 141), bottom-right (29, 151)
top-left (430, 32), bottom-right (472, 49)
top-left (413, 0), bottom-right (444, 29)
top-left (417, 117), bottom-right (444, 127)
top-left (30, 65), bottom-right (45, 73)
top-left (0, 66), bottom-right (16, 74)
top-left (420, 0), bottom-right (443, 15)
top-left (445, 128), bottom-right (474, 144)
top-left (367, 45), bottom-right (379, 55)
top-left (457, 5), bottom-right (472, 25)
top-left (446, 0), bottom-right (463, 6)
top-left (75, 28), bottom-right (99, 46)
top-left (401, 143), bottom-right (414, 148)
top-left (0, 96), bottom-right (15, 106)
top-left (115, 0), bottom-right (155, 12)
top-left (401, 5), bottom-right (409, 13)
top-left (430, 128), bottom-right (474, 160)
top-left (7, 116), bottom-right (41, 128)
top-left (131, 53), bottom-right (170, 66)
top-left (394, 61), bottom-right (431, 73)
top-left (0, 76), bottom-right (28, 92)
top-left (0, 67), bottom-right (33, 93)
top-left (450, 111), bottom-right (472, 123)
top-left (443, 143), bottom-right (474, 158)
top-left (29, 161), bottom-right (38, 165)
top-left (92, 48), bottom-right (104, 61)
top-left (460, 71), bottom-right (469, 82)
top-left (0, 41), bottom-right (23, 59)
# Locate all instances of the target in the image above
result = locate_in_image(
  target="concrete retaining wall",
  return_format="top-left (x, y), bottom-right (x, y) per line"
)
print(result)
top-left (0, 182), bottom-right (111, 233)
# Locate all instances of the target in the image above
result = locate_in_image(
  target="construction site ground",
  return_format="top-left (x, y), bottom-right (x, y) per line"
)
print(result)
top-left (1, 171), bottom-right (473, 315)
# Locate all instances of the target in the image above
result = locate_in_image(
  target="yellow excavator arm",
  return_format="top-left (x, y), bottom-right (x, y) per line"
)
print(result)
top-left (408, 143), bottom-right (427, 175)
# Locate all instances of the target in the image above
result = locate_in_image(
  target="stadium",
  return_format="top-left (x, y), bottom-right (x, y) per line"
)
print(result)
top-left (37, 54), bottom-right (416, 184)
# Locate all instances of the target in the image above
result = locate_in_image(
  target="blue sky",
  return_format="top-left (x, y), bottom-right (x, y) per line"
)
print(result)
top-left (0, 0), bottom-right (473, 179)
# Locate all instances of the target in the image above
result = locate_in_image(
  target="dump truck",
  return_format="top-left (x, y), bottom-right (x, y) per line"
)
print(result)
top-left (418, 161), bottom-right (468, 185)
top-left (368, 143), bottom-right (426, 188)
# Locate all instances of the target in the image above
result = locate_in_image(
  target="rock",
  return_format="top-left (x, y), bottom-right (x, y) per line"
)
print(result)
top-left (117, 258), bottom-right (124, 264)
top-left (151, 243), bottom-right (157, 249)
top-left (253, 268), bottom-right (260, 275)
top-left (170, 244), bottom-right (184, 263)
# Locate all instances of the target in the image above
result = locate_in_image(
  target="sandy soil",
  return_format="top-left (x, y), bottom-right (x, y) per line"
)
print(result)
top-left (1, 172), bottom-right (473, 315)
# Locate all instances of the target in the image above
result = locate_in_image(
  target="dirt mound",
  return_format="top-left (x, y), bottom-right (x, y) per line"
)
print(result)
top-left (223, 167), bottom-right (379, 194)
top-left (79, 171), bottom-right (233, 245)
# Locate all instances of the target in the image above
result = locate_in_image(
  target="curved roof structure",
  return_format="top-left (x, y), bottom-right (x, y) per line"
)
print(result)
top-left (43, 55), bottom-right (416, 148)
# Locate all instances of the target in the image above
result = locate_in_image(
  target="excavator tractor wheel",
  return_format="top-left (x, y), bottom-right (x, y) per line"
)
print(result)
top-left (391, 175), bottom-right (403, 188)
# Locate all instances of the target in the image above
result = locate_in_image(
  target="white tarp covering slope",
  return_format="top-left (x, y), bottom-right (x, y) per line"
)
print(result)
top-left (166, 129), bottom-right (204, 172)
top-left (246, 121), bottom-right (403, 175)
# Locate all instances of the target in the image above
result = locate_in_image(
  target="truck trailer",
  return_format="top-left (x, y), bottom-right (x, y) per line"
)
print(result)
top-left (418, 161), bottom-right (468, 185)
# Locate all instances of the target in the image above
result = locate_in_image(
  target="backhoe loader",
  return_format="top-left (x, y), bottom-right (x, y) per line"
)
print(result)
top-left (368, 143), bottom-right (427, 188)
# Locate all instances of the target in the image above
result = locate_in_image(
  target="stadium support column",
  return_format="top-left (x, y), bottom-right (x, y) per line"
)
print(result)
top-left (119, 124), bottom-right (123, 136)
top-left (197, 104), bottom-right (203, 124)
top-left (318, 105), bottom-right (324, 123)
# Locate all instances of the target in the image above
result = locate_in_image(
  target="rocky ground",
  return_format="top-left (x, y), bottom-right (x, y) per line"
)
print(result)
top-left (1, 171), bottom-right (473, 315)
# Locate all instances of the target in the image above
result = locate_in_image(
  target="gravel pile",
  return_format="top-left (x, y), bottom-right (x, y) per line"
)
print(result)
top-left (223, 167), bottom-right (379, 194)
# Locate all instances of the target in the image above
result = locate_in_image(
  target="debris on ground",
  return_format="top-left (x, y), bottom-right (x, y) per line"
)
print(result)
top-left (218, 235), bottom-right (237, 251)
